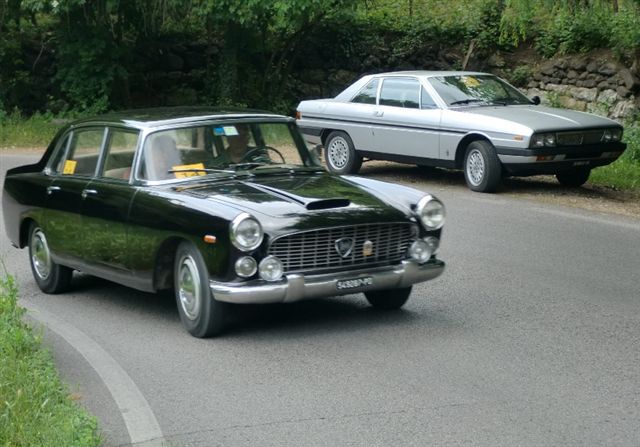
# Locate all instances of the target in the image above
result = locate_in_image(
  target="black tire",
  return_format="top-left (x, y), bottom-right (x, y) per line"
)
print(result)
top-left (463, 140), bottom-right (502, 193)
top-left (556, 168), bottom-right (591, 187)
top-left (174, 241), bottom-right (227, 338)
top-left (324, 131), bottom-right (362, 174)
top-left (28, 223), bottom-right (72, 294)
top-left (365, 286), bottom-right (412, 310)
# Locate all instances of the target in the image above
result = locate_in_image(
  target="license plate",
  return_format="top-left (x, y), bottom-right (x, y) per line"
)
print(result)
top-left (337, 277), bottom-right (373, 290)
top-left (573, 161), bottom-right (590, 166)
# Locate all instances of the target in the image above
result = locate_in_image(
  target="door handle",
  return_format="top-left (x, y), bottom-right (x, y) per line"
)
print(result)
top-left (46, 186), bottom-right (61, 195)
top-left (373, 111), bottom-right (384, 117)
top-left (81, 189), bottom-right (98, 199)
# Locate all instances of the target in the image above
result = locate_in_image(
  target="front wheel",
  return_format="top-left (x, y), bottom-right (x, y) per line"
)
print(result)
top-left (324, 131), bottom-right (362, 174)
top-left (556, 168), bottom-right (591, 187)
top-left (365, 287), bottom-right (412, 310)
top-left (174, 241), bottom-right (227, 338)
top-left (28, 223), bottom-right (72, 294)
top-left (463, 140), bottom-right (502, 193)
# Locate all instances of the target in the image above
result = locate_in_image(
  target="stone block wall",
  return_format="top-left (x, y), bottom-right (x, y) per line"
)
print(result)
top-left (521, 56), bottom-right (639, 121)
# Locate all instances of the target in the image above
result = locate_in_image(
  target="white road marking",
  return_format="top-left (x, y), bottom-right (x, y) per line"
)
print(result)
top-left (26, 305), bottom-right (165, 446)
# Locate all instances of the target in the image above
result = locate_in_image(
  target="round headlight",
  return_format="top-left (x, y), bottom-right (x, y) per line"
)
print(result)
top-left (235, 256), bottom-right (257, 278)
top-left (259, 256), bottom-right (283, 281)
top-left (602, 130), bottom-right (613, 142)
top-left (230, 213), bottom-right (263, 251)
top-left (544, 133), bottom-right (556, 146)
top-left (416, 196), bottom-right (445, 230)
top-left (424, 236), bottom-right (440, 254)
top-left (409, 240), bottom-right (432, 264)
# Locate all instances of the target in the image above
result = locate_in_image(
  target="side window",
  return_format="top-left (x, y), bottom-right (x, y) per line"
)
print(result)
top-left (421, 87), bottom-right (437, 109)
top-left (57, 128), bottom-right (105, 176)
top-left (351, 79), bottom-right (379, 104)
top-left (379, 78), bottom-right (420, 109)
top-left (101, 129), bottom-right (139, 180)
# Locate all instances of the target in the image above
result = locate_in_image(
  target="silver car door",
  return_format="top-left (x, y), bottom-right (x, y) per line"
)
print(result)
top-left (369, 77), bottom-right (442, 160)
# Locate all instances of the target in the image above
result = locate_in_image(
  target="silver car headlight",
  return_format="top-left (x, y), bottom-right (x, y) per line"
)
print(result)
top-left (230, 213), bottom-right (263, 251)
top-left (416, 196), bottom-right (445, 230)
top-left (611, 129), bottom-right (622, 142)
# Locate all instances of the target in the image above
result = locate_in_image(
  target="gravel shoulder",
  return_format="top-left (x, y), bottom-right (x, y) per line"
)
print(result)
top-left (359, 160), bottom-right (640, 220)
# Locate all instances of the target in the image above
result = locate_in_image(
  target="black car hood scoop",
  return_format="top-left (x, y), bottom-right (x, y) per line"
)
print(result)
top-left (245, 182), bottom-right (351, 210)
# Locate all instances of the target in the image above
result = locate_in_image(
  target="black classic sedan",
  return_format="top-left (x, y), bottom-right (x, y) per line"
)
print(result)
top-left (3, 108), bottom-right (446, 337)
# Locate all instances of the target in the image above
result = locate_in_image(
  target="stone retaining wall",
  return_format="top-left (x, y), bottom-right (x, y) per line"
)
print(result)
top-left (519, 56), bottom-right (639, 120)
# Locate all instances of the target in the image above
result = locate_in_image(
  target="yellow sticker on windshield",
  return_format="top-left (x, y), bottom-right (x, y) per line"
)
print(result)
top-left (461, 76), bottom-right (480, 88)
top-left (62, 160), bottom-right (77, 174)
top-left (172, 163), bottom-right (206, 178)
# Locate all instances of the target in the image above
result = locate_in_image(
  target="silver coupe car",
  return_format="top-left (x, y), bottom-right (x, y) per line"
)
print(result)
top-left (296, 71), bottom-right (626, 192)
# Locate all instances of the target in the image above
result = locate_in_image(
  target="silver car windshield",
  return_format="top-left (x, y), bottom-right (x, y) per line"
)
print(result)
top-left (140, 122), bottom-right (315, 181)
top-left (428, 75), bottom-right (531, 107)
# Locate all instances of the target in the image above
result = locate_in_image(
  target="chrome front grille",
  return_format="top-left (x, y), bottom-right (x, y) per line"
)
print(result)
top-left (268, 223), bottom-right (417, 273)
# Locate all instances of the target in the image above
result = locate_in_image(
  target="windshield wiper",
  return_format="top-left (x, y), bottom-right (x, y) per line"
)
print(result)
top-left (450, 99), bottom-right (485, 105)
top-left (168, 168), bottom-right (236, 175)
top-left (227, 162), bottom-right (268, 170)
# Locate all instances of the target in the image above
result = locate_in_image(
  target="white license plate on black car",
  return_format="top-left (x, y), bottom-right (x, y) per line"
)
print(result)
top-left (336, 277), bottom-right (373, 290)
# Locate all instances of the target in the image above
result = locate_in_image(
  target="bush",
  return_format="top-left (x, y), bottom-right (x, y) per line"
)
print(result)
top-left (624, 123), bottom-right (640, 163)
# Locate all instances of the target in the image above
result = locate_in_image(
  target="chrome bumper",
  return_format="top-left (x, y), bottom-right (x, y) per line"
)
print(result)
top-left (210, 259), bottom-right (445, 304)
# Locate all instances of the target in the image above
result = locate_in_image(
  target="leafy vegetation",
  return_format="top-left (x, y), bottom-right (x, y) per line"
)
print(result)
top-left (0, 274), bottom-right (101, 446)
top-left (1, 0), bottom-right (639, 116)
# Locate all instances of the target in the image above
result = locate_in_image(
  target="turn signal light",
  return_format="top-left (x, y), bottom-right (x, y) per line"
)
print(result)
top-left (295, 111), bottom-right (302, 120)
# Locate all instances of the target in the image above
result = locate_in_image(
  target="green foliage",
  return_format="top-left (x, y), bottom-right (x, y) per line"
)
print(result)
top-left (0, 273), bottom-right (101, 446)
top-left (0, 111), bottom-right (64, 148)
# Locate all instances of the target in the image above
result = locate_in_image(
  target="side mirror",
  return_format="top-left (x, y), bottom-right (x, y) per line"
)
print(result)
top-left (530, 96), bottom-right (541, 105)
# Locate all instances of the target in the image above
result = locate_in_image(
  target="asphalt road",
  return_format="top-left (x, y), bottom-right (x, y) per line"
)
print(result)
top-left (1, 153), bottom-right (639, 446)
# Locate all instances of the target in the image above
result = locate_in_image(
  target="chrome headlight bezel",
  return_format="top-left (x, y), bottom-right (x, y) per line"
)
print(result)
top-left (230, 213), bottom-right (264, 252)
top-left (416, 195), bottom-right (445, 231)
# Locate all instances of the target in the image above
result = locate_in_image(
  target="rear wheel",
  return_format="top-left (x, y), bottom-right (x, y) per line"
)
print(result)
top-left (463, 140), bottom-right (502, 193)
top-left (174, 241), bottom-right (227, 338)
top-left (556, 168), bottom-right (591, 187)
top-left (28, 223), bottom-right (72, 294)
top-left (365, 287), bottom-right (412, 310)
top-left (324, 131), bottom-right (362, 174)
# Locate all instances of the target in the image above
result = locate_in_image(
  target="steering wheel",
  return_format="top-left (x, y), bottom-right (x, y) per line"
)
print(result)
top-left (239, 146), bottom-right (286, 164)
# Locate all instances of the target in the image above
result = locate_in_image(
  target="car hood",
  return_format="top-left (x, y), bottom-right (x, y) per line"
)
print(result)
top-left (462, 105), bottom-right (621, 131)
top-left (175, 171), bottom-right (411, 233)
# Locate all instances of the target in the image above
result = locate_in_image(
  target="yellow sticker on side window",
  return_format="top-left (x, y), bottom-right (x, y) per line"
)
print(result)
top-left (171, 163), bottom-right (206, 178)
top-left (62, 160), bottom-right (77, 174)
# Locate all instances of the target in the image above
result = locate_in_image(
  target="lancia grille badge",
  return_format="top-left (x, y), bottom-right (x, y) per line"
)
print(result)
top-left (363, 240), bottom-right (374, 257)
top-left (335, 237), bottom-right (354, 258)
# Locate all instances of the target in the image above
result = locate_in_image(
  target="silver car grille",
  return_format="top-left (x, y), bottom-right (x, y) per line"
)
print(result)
top-left (268, 223), bottom-right (418, 273)
top-left (556, 130), bottom-right (605, 146)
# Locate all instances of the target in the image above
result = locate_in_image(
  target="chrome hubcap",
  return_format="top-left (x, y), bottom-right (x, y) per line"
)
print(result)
top-left (31, 229), bottom-right (51, 280)
top-left (467, 149), bottom-right (485, 186)
top-left (327, 137), bottom-right (349, 169)
top-left (178, 255), bottom-right (201, 321)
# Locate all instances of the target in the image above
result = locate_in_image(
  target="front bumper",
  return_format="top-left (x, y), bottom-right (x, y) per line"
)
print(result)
top-left (210, 259), bottom-right (445, 304)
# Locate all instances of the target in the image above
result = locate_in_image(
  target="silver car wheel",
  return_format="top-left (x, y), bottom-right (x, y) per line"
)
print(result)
top-left (466, 149), bottom-right (485, 186)
top-left (327, 136), bottom-right (350, 169)
top-left (178, 255), bottom-right (202, 321)
top-left (30, 228), bottom-right (51, 280)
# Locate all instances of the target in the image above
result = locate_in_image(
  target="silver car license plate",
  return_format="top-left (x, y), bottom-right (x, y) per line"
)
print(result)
top-left (337, 277), bottom-right (373, 290)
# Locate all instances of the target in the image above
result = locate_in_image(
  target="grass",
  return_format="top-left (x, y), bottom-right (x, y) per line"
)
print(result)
top-left (590, 124), bottom-right (640, 190)
top-left (0, 274), bottom-right (101, 447)
top-left (0, 113), bottom-right (65, 149)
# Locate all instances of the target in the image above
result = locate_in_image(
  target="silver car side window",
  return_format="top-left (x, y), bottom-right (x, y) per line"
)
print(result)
top-left (351, 79), bottom-right (379, 104)
top-left (420, 87), bottom-right (437, 109)
top-left (379, 78), bottom-right (420, 109)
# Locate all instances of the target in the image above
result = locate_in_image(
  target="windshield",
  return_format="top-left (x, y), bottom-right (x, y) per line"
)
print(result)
top-left (139, 121), bottom-right (317, 181)
top-left (428, 75), bottom-right (531, 107)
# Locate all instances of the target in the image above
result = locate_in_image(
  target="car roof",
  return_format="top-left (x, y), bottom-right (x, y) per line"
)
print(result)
top-left (371, 70), bottom-right (489, 78)
top-left (69, 107), bottom-right (290, 130)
